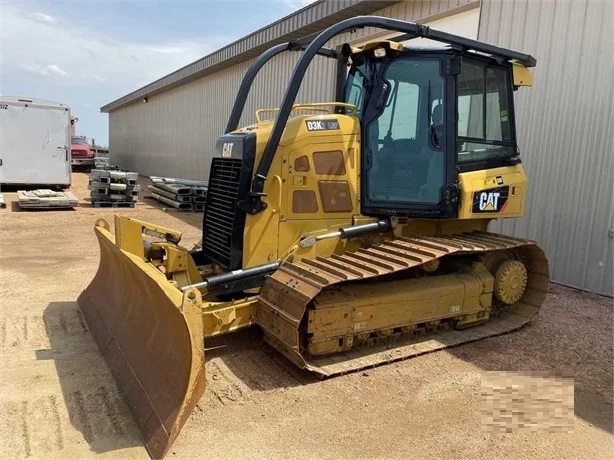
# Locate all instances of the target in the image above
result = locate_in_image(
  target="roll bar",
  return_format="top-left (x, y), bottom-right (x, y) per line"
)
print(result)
top-left (224, 30), bottom-right (426, 134)
top-left (228, 15), bottom-right (536, 214)
top-left (225, 35), bottom-right (340, 133)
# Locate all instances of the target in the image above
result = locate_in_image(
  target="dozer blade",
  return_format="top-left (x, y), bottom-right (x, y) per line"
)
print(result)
top-left (77, 220), bottom-right (205, 459)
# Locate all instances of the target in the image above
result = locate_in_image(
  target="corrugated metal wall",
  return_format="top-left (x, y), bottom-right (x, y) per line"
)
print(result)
top-left (108, 52), bottom-right (337, 178)
top-left (480, 0), bottom-right (613, 296)
top-left (109, 0), bottom-right (474, 178)
top-left (327, 0), bottom-right (477, 45)
top-left (108, 0), bottom-right (612, 295)
top-left (102, 1), bottom-right (401, 112)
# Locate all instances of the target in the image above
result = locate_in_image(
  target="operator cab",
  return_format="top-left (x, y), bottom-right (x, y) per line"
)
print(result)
top-left (341, 41), bottom-right (519, 218)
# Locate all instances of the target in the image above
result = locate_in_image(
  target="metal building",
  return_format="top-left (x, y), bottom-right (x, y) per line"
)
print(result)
top-left (101, 0), bottom-right (613, 296)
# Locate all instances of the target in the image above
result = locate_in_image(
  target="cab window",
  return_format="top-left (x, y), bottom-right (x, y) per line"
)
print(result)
top-left (366, 58), bottom-right (445, 205)
top-left (457, 59), bottom-right (515, 164)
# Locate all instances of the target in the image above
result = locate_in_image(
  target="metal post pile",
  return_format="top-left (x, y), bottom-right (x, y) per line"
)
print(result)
top-left (17, 189), bottom-right (79, 209)
top-left (89, 168), bottom-right (140, 208)
top-left (148, 176), bottom-right (207, 211)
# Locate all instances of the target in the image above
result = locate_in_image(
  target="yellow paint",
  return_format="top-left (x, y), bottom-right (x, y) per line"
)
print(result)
top-left (237, 110), bottom-right (361, 267)
top-left (512, 63), bottom-right (533, 87)
top-left (457, 164), bottom-right (527, 219)
top-left (241, 120), bottom-right (281, 267)
top-left (81, 222), bottom-right (206, 458)
top-left (397, 218), bottom-right (490, 237)
top-left (112, 216), bottom-right (203, 290)
top-left (307, 265), bottom-right (494, 355)
top-left (113, 215), bottom-right (146, 258)
top-left (232, 103), bottom-right (530, 267)
top-left (350, 40), bottom-right (405, 55)
top-left (201, 297), bottom-right (259, 338)
top-left (106, 99), bottom-right (530, 340)
top-left (81, 38), bottom-right (549, 457)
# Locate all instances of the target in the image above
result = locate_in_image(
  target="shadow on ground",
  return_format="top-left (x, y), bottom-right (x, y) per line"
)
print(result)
top-left (446, 330), bottom-right (613, 433)
top-left (37, 301), bottom-right (142, 455)
top-left (201, 283), bottom-right (613, 434)
top-left (9, 201), bottom-right (77, 213)
top-left (37, 304), bottom-right (313, 455)
top-left (204, 327), bottom-right (318, 391)
top-left (37, 284), bottom-right (612, 458)
top-left (445, 284), bottom-right (613, 434)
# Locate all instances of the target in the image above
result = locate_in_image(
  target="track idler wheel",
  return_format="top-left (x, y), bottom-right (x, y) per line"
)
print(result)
top-left (493, 259), bottom-right (528, 305)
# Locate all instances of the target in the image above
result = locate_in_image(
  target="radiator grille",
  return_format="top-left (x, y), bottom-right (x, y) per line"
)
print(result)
top-left (203, 158), bottom-right (243, 269)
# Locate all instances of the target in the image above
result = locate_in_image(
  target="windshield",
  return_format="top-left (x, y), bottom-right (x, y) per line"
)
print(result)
top-left (457, 59), bottom-right (515, 164)
top-left (71, 137), bottom-right (89, 146)
top-left (365, 57), bottom-right (445, 205)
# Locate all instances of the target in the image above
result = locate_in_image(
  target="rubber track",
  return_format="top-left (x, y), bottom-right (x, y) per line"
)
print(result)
top-left (257, 231), bottom-right (549, 377)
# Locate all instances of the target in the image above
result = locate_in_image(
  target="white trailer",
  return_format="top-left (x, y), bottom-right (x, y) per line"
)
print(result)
top-left (0, 96), bottom-right (72, 187)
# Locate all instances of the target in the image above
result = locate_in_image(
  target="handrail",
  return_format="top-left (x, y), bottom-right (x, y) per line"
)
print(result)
top-left (272, 174), bottom-right (283, 213)
top-left (293, 102), bottom-right (357, 113)
top-left (255, 102), bottom-right (357, 123)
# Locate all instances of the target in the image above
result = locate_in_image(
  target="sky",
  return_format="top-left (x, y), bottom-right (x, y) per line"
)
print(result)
top-left (0, 0), bottom-right (316, 146)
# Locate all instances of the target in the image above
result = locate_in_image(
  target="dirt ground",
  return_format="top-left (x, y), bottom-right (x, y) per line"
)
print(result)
top-left (1, 172), bottom-right (612, 459)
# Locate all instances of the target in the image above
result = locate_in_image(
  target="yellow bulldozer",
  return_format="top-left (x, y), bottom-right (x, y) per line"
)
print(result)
top-left (78, 16), bottom-right (549, 459)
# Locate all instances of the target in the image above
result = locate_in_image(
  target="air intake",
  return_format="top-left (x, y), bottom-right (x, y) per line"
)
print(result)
top-left (202, 132), bottom-right (256, 270)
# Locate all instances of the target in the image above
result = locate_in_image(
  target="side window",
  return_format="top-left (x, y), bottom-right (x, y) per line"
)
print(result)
top-left (457, 59), bottom-right (515, 164)
top-left (486, 67), bottom-right (512, 141)
top-left (457, 61), bottom-right (484, 139)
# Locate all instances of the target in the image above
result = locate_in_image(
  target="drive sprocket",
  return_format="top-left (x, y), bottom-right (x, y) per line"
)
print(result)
top-left (494, 259), bottom-right (528, 305)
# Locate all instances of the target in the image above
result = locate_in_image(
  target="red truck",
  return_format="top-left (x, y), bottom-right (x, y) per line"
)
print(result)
top-left (70, 135), bottom-right (94, 169)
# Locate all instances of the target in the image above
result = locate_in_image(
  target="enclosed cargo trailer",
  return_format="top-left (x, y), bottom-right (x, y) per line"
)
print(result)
top-left (0, 96), bottom-right (72, 187)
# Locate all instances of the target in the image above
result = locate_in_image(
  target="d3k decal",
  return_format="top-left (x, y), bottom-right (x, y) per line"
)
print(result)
top-left (305, 119), bottom-right (340, 131)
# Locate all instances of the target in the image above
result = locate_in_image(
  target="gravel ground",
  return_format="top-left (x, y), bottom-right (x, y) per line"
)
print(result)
top-left (0, 172), bottom-right (612, 459)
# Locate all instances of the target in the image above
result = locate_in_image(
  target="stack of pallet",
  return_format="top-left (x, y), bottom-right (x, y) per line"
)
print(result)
top-left (148, 176), bottom-right (207, 211)
top-left (89, 168), bottom-right (140, 208)
top-left (17, 189), bottom-right (79, 209)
